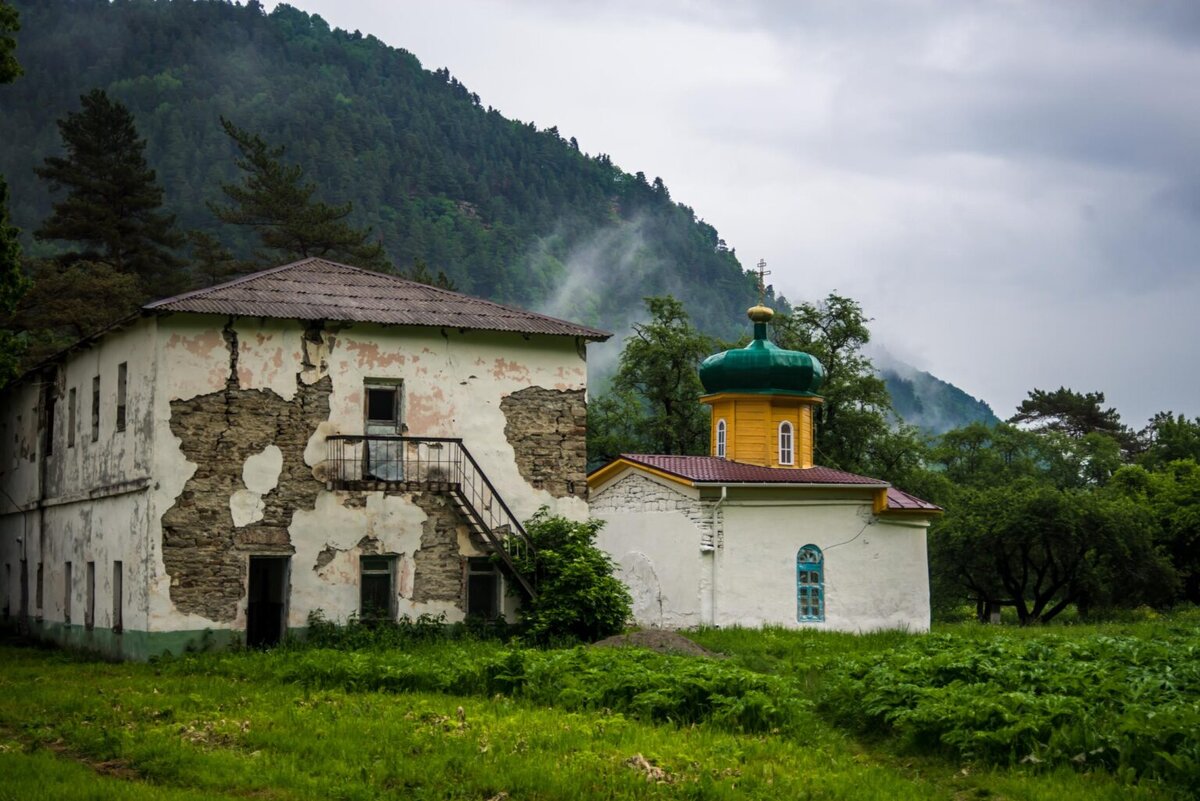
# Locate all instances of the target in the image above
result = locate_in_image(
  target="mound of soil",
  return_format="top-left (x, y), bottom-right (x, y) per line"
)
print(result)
top-left (591, 629), bottom-right (720, 658)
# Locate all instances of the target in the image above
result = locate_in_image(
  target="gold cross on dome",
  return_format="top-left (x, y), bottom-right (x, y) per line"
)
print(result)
top-left (755, 259), bottom-right (772, 305)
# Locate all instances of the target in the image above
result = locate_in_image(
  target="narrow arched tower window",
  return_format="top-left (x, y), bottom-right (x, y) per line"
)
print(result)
top-left (778, 421), bottom-right (794, 465)
top-left (796, 545), bottom-right (824, 622)
top-left (716, 419), bottom-right (727, 458)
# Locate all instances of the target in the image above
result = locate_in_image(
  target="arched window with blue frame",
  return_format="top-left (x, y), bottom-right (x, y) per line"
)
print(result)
top-left (796, 545), bottom-right (824, 622)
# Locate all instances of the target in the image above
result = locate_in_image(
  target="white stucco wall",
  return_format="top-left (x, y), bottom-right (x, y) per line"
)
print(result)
top-left (591, 468), bottom-right (932, 633)
top-left (590, 471), bottom-right (713, 628)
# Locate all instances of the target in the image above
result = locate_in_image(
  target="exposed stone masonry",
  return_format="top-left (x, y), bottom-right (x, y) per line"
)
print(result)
top-left (161, 375), bottom-right (331, 622)
top-left (409, 492), bottom-right (486, 604)
top-left (500, 386), bottom-right (587, 499)
top-left (591, 473), bottom-right (722, 549)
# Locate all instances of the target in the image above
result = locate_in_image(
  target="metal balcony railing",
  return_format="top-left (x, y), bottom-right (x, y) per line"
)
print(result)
top-left (324, 435), bottom-right (537, 599)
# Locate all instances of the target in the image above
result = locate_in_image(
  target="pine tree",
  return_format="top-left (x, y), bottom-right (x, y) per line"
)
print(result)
top-left (34, 88), bottom-right (184, 295)
top-left (210, 118), bottom-right (390, 271)
top-left (0, 0), bottom-right (27, 384)
top-left (186, 230), bottom-right (242, 287)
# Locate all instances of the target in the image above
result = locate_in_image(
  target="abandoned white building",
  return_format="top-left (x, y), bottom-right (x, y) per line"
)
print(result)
top-left (0, 258), bottom-right (607, 659)
top-left (589, 300), bottom-right (940, 633)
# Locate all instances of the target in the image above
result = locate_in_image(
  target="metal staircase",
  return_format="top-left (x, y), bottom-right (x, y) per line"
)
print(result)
top-left (325, 435), bottom-right (538, 599)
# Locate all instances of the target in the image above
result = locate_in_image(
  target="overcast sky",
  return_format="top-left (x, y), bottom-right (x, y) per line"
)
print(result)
top-left (265, 0), bottom-right (1200, 426)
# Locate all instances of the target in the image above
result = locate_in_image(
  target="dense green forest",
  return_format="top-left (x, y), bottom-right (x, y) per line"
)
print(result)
top-left (0, 0), bottom-right (991, 432)
top-left (0, 0), bottom-right (759, 336)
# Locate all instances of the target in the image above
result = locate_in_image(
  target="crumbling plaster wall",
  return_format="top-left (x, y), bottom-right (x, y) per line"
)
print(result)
top-left (147, 314), bottom-right (586, 631)
top-left (0, 319), bottom-right (160, 636)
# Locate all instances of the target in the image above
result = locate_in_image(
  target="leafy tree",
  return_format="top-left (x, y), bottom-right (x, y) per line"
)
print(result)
top-left (930, 480), bottom-right (1175, 624)
top-left (0, 0), bottom-right (18, 83)
top-left (772, 293), bottom-right (920, 479)
top-left (586, 388), bottom-right (652, 467)
top-left (1110, 460), bottom-right (1200, 604)
top-left (609, 296), bottom-right (713, 455)
top-left (11, 259), bottom-right (142, 363)
top-left (504, 509), bottom-right (631, 644)
top-left (1010, 387), bottom-right (1135, 452)
top-left (402, 257), bottom-right (457, 291)
top-left (210, 118), bottom-right (389, 271)
top-left (0, 0), bottom-right (18, 84)
top-left (0, 0), bottom-right (25, 383)
top-left (1138, 412), bottom-right (1200, 471)
top-left (186, 230), bottom-right (241, 288)
top-left (34, 88), bottom-right (184, 294)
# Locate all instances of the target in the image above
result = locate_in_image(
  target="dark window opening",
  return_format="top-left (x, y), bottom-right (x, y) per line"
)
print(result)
top-left (67, 388), bottom-right (76, 448)
top-left (36, 562), bottom-right (43, 615)
top-left (112, 561), bottom-right (123, 633)
top-left (366, 387), bottom-right (398, 424)
top-left (116, 363), bottom-right (128, 432)
top-left (91, 376), bottom-right (100, 442)
top-left (85, 561), bottom-right (95, 630)
top-left (467, 557), bottom-right (501, 619)
top-left (64, 561), bottom-right (72, 623)
top-left (43, 390), bottom-right (56, 458)
top-left (360, 555), bottom-right (395, 621)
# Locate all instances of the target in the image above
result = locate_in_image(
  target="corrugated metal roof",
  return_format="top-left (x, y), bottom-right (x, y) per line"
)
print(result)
top-left (885, 487), bottom-right (942, 512)
top-left (145, 257), bottom-right (611, 340)
top-left (614, 454), bottom-right (889, 485)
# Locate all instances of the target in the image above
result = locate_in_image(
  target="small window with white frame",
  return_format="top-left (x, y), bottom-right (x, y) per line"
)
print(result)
top-left (778, 420), bottom-right (794, 465)
top-left (716, 418), bottom-right (727, 459)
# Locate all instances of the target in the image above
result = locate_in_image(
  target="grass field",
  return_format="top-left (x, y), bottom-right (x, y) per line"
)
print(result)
top-left (0, 617), bottom-right (1196, 800)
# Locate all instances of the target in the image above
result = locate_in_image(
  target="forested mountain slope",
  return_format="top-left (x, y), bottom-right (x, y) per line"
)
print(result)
top-left (882, 368), bottom-right (999, 434)
top-left (1, 0), bottom-right (760, 338)
top-left (1, 0), bottom-right (993, 432)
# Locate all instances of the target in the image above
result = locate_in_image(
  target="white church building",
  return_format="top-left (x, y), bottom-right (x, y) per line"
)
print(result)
top-left (589, 301), bottom-right (939, 632)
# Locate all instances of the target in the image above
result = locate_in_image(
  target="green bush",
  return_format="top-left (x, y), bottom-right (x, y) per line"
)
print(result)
top-left (176, 643), bottom-right (804, 734)
top-left (818, 632), bottom-right (1200, 794)
top-left (506, 509), bottom-right (632, 644)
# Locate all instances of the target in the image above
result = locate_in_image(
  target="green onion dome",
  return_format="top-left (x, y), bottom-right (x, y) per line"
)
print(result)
top-left (699, 305), bottom-right (825, 396)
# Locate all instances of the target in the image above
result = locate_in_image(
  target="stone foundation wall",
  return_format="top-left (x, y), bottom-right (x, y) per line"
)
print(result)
top-left (500, 386), bottom-right (588, 500)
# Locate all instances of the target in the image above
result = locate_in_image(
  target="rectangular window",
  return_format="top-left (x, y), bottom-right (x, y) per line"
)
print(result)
top-left (85, 561), bottom-right (95, 630)
top-left (64, 561), bottom-right (72, 623)
top-left (116, 363), bottom-right (128, 432)
top-left (360, 555), bottom-right (395, 620)
top-left (36, 562), bottom-right (43, 614)
top-left (467, 557), bottom-right (501, 619)
top-left (67, 388), bottom-right (76, 448)
top-left (366, 387), bottom-right (399, 425)
top-left (19, 560), bottom-right (28, 618)
top-left (112, 561), bottom-right (123, 633)
top-left (91, 376), bottom-right (100, 442)
top-left (43, 391), bottom-right (55, 458)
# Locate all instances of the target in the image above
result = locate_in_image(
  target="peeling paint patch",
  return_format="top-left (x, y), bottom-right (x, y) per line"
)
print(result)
top-left (491, 358), bottom-right (532, 383)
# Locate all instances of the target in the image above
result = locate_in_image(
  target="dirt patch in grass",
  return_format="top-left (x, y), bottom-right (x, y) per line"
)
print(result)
top-left (591, 630), bottom-right (720, 658)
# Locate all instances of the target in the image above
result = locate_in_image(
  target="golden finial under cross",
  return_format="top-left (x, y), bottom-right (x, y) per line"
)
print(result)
top-left (755, 259), bottom-right (771, 305)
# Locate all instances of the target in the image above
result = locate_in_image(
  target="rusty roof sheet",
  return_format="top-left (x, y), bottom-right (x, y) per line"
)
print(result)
top-left (145, 257), bottom-right (611, 340)
top-left (612, 454), bottom-right (889, 485)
